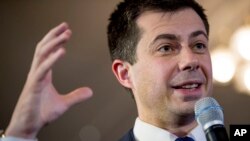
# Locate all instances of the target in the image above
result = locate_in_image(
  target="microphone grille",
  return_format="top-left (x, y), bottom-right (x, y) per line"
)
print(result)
top-left (194, 97), bottom-right (224, 130)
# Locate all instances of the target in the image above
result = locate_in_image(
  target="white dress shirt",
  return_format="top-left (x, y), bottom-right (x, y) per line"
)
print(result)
top-left (133, 118), bottom-right (206, 141)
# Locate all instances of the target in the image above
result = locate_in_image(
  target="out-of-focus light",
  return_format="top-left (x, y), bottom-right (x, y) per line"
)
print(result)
top-left (231, 26), bottom-right (250, 60)
top-left (243, 66), bottom-right (250, 92)
top-left (211, 48), bottom-right (236, 83)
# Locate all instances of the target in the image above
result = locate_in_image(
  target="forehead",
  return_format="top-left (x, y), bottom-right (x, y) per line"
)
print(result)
top-left (136, 8), bottom-right (206, 38)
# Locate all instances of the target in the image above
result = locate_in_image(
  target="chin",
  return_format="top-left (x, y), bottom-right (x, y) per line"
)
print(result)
top-left (178, 108), bottom-right (195, 117)
top-left (180, 101), bottom-right (196, 115)
top-left (183, 94), bottom-right (202, 102)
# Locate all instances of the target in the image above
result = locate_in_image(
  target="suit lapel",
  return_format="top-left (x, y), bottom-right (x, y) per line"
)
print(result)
top-left (119, 129), bottom-right (135, 141)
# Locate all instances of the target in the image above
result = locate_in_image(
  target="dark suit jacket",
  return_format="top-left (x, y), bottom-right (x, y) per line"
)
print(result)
top-left (119, 129), bottom-right (135, 141)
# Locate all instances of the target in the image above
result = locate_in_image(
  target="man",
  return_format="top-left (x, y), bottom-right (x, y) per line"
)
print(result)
top-left (1, 0), bottom-right (213, 141)
top-left (108, 0), bottom-right (212, 140)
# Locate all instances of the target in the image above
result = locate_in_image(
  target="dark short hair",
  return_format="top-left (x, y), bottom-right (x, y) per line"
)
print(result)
top-left (107, 0), bottom-right (209, 64)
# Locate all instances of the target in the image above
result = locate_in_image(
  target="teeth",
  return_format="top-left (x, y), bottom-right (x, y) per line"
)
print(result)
top-left (181, 84), bottom-right (198, 89)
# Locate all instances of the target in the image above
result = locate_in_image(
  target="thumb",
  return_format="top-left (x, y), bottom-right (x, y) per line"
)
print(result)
top-left (63, 87), bottom-right (93, 107)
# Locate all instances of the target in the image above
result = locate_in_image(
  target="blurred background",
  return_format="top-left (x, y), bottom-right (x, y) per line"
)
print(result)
top-left (0, 0), bottom-right (250, 141)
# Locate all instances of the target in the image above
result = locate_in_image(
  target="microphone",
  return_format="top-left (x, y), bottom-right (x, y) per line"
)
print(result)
top-left (194, 97), bottom-right (229, 141)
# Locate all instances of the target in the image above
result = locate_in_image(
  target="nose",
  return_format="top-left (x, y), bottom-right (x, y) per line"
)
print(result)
top-left (178, 48), bottom-right (199, 71)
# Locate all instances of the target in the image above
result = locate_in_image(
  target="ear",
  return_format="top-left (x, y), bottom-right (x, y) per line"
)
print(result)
top-left (112, 59), bottom-right (133, 89)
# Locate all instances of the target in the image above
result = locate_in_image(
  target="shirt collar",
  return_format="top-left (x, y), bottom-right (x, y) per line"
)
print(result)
top-left (133, 117), bottom-right (206, 141)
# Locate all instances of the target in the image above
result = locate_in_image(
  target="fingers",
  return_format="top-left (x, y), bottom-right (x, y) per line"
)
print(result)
top-left (35, 47), bottom-right (65, 81)
top-left (38, 29), bottom-right (71, 60)
top-left (30, 22), bottom-right (71, 72)
top-left (39, 22), bottom-right (69, 47)
top-left (29, 22), bottom-right (71, 80)
top-left (63, 87), bottom-right (93, 108)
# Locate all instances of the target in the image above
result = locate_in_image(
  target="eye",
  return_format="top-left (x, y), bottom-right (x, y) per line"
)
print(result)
top-left (158, 45), bottom-right (174, 53)
top-left (193, 43), bottom-right (207, 53)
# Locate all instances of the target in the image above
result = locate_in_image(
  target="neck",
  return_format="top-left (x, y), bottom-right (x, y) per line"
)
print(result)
top-left (139, 113), bottom-right (198, 137)
top-left (165, 114), bottom-right (198, 137)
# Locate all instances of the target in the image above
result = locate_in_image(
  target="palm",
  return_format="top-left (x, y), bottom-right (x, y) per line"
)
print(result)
top-left (39, 71), bottom-right (66, 124)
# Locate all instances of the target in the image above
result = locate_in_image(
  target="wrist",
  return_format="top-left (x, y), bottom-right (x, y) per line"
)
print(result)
top-left (5, 125), bottom-right (38, 139)
top-left (1, 129), bottom-right (38, 141)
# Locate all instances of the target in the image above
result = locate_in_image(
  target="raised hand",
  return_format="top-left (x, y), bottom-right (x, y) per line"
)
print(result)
top-left (5, 23), bottom-right (93, 139)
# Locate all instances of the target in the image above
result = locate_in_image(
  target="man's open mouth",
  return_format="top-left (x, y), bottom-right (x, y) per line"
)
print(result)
top-left (172, 83), bottom-right (201, 89)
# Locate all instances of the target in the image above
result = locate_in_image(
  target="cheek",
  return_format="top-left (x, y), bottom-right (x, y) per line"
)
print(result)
top-left (203, 55), bottom-right (213, 80)
top-left (206, 57), bottom-right (213, 92)
top-left (200, 55), bottom-right (213, 94)
top-left (131, 59), bottom-right (175, 98)
top-left (131, 62), bottom-right (158, 94)
top-left (131, 65), bottom-right (168, 111)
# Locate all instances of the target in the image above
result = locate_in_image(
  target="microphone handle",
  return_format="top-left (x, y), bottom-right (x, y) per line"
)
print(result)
top-left (205, 124), bottom-right (229, 141)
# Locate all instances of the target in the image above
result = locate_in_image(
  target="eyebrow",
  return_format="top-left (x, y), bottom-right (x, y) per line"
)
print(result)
top-left (151, 34), bottom-right (179, 45)
top-left (151, 30), bottom-right (208, 45)
top-left (190, 30), bottom-right (208, 40)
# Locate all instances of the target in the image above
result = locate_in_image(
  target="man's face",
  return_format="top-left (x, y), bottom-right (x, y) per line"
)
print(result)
top-left (128, 8), bottom-right (213, 123)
